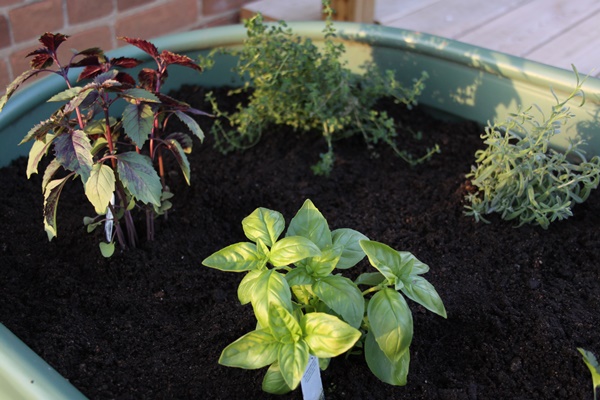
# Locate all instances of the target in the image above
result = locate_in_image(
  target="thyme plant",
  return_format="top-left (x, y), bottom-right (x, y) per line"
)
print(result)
top-left (0, 33), bottom-right (208, 256)
top-left (204, 1), bottom-right (437, 175)
top-left (464, 69), bottom-right (600, 228)
top-left (202, 199), bottom-right (446, 394)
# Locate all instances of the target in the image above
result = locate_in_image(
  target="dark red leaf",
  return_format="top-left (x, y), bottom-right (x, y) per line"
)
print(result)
top-left (160, 50), bottom-right (202, 72)
top-left (111, 57), bottom-right (142, 69)
top-left (119, 37), bottom-right (159, 58)
top-left (39, 32), bottom-right (69, 53)
top-left (29, 52), bottom-right (54, 70)
top-left (71, 55), bottom-right (102, 68)
top-left (78, 65), bottom-right (104, 81)
top-left (115, 72), bottom-right (136, 86)
top-left (75, 47), bottom-right (104, 57)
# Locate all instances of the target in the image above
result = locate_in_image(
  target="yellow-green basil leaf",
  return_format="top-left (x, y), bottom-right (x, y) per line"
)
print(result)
top-left (85, 163), bottom-right (116, 214)
top-left (286, 199), bottom-right (331, 250)
top-left (262, 362), bottom-right (293, 394)
top-left (278, 340), bottom-right (310, 390)
top-left (301, 312), bottom-right (361, 358)
top-left (269, 236), bottom-right (321, 267)
top-left (364, 330), bottom-right (410, 386)
top-left (27, 133), bottom-right (55, 179)
top-left (400, 275), bottom-right (447, 318)
top-left (360, 240), bottom-right (404, 283)
top-left (238, 269), bottom-right (264, 305)
top-left (43, 175), bottom-right (71, 241)
top-left (202, 242), bottom-right (267, 272)
top-left (368, 288), bottom-right (413, 363)
top-left (251, 270), bottom-right (293, 328)
top-left (331, 228), bottom-right (368, 269)
top-left (578, 348), bottom-right (600, 396)
top-left (268, 305), bottom-right (302, 343)
top-left (305, 245), bottom-right (342, 277)
top-left (219, 329), bottom-right (278, 369)
top-left (285, 266), bottom-right (314, 287)
top-left (312, 275), bottom-right (364, 328)
top-left (242, 207), bottom-right (285, 247)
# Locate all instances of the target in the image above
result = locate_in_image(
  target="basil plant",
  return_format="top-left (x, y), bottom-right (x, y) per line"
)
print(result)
top-left (202, 199), bottom-right (446, 394)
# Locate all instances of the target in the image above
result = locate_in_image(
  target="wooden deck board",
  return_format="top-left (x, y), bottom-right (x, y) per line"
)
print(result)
top-left (240, 0), bottom-right (600, 75)
top-left (458, 0), bottom-right (600, 58)
top-left (526, 9), bottom-right (600, 76)
top-left (383, 0), bottom-right (531, 39)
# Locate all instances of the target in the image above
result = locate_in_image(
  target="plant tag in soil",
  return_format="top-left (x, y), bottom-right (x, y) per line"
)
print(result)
top-left (301, 355), bottom-right (324, 400)
top-left (104, 194), bottom-right (115, 242)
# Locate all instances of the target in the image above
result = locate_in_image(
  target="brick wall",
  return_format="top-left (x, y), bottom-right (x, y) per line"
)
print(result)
top-left (0, 0), bottom-right (253, 91)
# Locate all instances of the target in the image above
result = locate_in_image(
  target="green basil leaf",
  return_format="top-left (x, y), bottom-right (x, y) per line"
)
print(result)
top-left (367, 288), bottom-right (413, 363)
top-left (122, 102), bottom-right (154, 148)
top-left (202, 242), bottom-right (267, 272)
top-left (277, 340), bottom-right (309, 390)
top-left (399, 251), bottom-right (429, 274)
top-left (312, 275), bottom-right (364, 328)
top-left (268, 305), bottom-right (302, 343)
top-left (285, 266), bottom-right (314, 287)
top-left (269, 236), bottom-right (321, 267)
top-left (238, 269), bottom-right (264, 305)
top-left (242, 207), bottom-right (285, 247)
top-left (400, 275), bottom-right (447, 318)
top-left (250, 270), bottom-right (292, 328)
top-left (355, 271), bottom-right (386, 287)
top-left (301, 312), bottom-right (361, 358)
top-left (287, 199), bottom-right (331, 250)
top-left (360, 240), bottom-right (411, 283)
top-left (262, 362), bottom-right (292, 394)
top-left (578, 348), bottom-right (600, 397)
top-left (305, 245), bottom-right (342, 277)
top-left (364, 330), bottom-right (410, 386)
top-left (331, 228), bottom-right (368, 269)
top-left (219, 329), bottom-right (278, 369)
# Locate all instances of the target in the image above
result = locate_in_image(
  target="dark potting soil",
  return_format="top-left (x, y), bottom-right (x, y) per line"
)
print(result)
top-left (1, 85), bottom-right (599, 400)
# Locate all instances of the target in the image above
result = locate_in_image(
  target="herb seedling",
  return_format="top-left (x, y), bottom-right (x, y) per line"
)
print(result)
top-left (202, 1), bottom-right (438, 176)
top-left (202, 199), bottom-right (446, 394)
top-left (465, 67), bottom-right (600, 228)
top-left (579, 348), bottom-right (600, 400)
top-left (0, 33), bottom-right (209, 256)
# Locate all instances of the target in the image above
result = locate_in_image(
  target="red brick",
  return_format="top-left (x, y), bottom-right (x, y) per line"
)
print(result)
top-left (117, 0), bottom-right (155, 11)
top-left (116, 0), bottom-right (198, 41)
top-left (0, 0), bottom-right (21, 6)
top-left (0, 59), bottom-right (10, 91)
top-left (203, 0), bottom-right (252, 16)
top-left (10, 45), bottom-right (40, 79)
top-left (0, 15), bottom-right (10, 50)
top-left (67, 0), bottom-right (113, 24)
top-left (9, 0), bottom-right (64, 43)
top-left (56, 26), bottom-right (114, 63)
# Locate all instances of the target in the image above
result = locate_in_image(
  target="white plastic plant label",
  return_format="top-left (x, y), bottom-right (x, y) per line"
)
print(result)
top-left (301, 355), bottom-right (325, 400)
top-left (104, 194), bottom-right (115, 242)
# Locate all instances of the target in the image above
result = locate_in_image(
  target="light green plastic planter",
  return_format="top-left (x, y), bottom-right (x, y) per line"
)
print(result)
top-left (1, 22), bottom-right (599, 397)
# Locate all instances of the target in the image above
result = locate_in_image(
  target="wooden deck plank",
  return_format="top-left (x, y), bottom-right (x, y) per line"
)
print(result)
top-left (384, 0), bottom-right (531, 39)
top-left (526, 10), bottom-right (600, 77)
top-left (374, 0), bottom-right (443, 25)
top-left (458, 0), bottom-right (600, 58)
top-left (240, 0), bottom-right (323, 21)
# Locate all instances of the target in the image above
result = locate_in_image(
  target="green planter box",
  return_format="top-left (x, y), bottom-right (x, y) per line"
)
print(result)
top-left (1, 22), bottom-right (599, 398)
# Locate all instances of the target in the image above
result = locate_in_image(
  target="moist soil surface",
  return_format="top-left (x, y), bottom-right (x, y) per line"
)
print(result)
top-left (1, 86), bottom-right (599, 400)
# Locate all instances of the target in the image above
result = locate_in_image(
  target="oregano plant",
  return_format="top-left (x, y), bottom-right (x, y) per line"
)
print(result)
top-left (464, 67), bottom-right (600, 228)
top-left (202, 199), bottom-right (446, 394)
top-left (202, 0), bottom-right (438, 176)
top-left (0, 33), bottom-right (209, 256)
